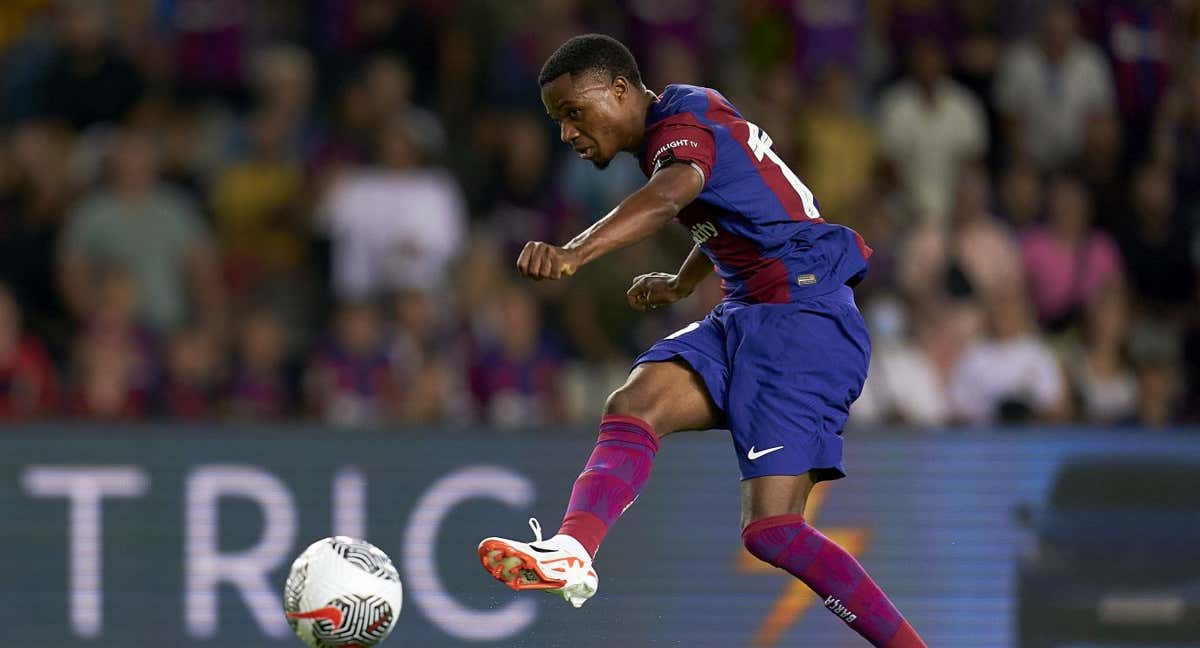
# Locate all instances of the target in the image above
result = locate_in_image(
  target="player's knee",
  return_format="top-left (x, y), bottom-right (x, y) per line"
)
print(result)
top-left (741, 520), bottom-right (786, 566)
top-left (603, 387), bottom-right (664, 435)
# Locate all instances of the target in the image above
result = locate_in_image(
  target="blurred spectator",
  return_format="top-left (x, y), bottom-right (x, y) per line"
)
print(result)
top-left (228, 309), bottom-right (295, 420)
top-left (41, 1), bottom-right (143, 129)
top-left (480, 112), bottom-right (571, 258)
top-left (453, 231), bottom-right (509, 317)
top-left (476, 1), bottom-right (578, 112)
top-left (362, 53), bottom-right (446, 155)
top-left (162, 0), bottom-right (249, 98)
top-left (311, 0), bottom-right (444, 107)
top-left (746, 65), bottom-right (803, 166)
top-left (1128, 317), bottom-right (1184, 426)
top-left (387, 289), bottom-right (469, 423)
top-left (158, 326), bottom-right (223, 420)
top-left (128, 94), bottom-right (218, 206)
top-left (67, 332), bottom-right (147, 420)
top-left (793, 0), bottom-right (869, 80)
top-left (878, 38), bottom-right (987, 223)
top-left (66, 268), bottom-right (159, 421)
top-left (1019, 174), bottom-right (1124, 332)
top-left (997, 162), bottom-right (1044, 229)
top-left (468, 283), bottom-right (565, 427)
top-left (1154, 66), bottom-right (1200, 203)
top-left (994, 3), bottom-right (1116, 170)
top-left (1079, 0), bottom-right (1172, 140)
top-left (952, 1), bottom-right (1005, 132)
top-left (318, 112), bottom-right (466, 300)
top-left (211, 107), bottom-right (307, 305)
top-left (852, 296), bottom-right (950, 426)
top-left (947, 167), bottom-right (1024, 300)
top-left (57, 128), bottom-right (226, 334)
top-left (0, 120), bottom-right (74, 341)
top-left (881, 0), bottom-right (959, 57)
top-left (1078, 111), bottom-right (1127, 233)
top-left (85, 265), bottom-right (160, 371)
top-left (624, 0), bottom-right (706, 91)
top-left (1066, 285), bottom-right (1138, 424)
top-left (950, 289), bottom-right (1067, 425)
top-left (643, 35), bottom-right (703, 92)
top-left (109, 0), bottom-right (170, 87)
top-left (0, 283), bottom-right (57, 419)
top-left (305, 300), bottom-right (397, 426)
top-left (0, 1), bottom-right (51, 56)
top-left (0, 3), bottom-right (56, 124)
top-left (240, 44), bottom-right (322, 161)
top-left (796, 64), bottom-right (878, 225)
top-left (895, 167), bottom-right (1021, 307)
top-left (1116, 163), bottom-right (1195, 316)
top-left (916, 299), bottom-right (986, 408)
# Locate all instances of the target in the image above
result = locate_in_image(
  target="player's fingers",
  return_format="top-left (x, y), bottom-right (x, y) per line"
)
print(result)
top-left (627, 276), bottom-right (647, 295)
top-left (549, 253), bottom-right (566, 280)
top-left (627, 276), bottom-right (649, 299)
top-left (627, 273), bottom-right (676, 309)
top-left (536, 247), bottom-right (554, 279)
top-left (516, 242), bottom-right (534, 277)
top-left (627, 279), bottom-right (648, 310)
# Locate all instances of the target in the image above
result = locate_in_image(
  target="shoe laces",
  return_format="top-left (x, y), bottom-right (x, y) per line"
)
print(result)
top-left (528, 517), bottom-right (544, 543)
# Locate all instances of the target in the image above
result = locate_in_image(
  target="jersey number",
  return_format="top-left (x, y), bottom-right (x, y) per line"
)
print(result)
top-left (746, 122), bottom-right (820, 220)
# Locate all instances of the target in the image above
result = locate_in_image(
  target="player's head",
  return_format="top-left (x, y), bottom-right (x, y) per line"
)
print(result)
top-left (539, 34), bottom-right (647, 169)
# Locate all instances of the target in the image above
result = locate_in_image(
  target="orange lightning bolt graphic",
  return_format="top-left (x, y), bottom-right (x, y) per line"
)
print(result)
top-left (734, 487), bottom-right (871, 647)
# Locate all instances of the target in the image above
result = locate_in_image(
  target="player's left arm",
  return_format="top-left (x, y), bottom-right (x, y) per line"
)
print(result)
top-left (516, 163), bottom-right (704, 280)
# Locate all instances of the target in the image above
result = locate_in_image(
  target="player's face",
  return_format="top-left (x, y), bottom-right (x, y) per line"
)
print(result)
top-left (541, 72), bottom-right (633, 169)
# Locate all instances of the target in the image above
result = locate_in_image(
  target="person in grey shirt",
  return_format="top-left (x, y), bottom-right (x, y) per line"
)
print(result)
top-left (58, 128), bottom-right (226, 334)
top-left (994, 3), bottom-right (1115, 170)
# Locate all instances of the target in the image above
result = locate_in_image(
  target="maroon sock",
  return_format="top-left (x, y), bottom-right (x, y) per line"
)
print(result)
top-left (557, 415), bottom-right (659, 558)
top-left (742, 514), bottom-right (927, 648)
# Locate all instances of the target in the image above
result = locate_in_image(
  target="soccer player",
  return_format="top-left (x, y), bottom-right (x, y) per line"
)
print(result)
top-left (478, 34), bottom-right (926, 647)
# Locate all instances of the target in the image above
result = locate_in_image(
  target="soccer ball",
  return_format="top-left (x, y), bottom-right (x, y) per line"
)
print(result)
top-left (283, 537), bottom-right (404, 647)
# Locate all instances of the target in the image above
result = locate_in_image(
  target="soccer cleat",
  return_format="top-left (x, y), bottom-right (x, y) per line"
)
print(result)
top-left (478, 518), bottom-right (599, 608)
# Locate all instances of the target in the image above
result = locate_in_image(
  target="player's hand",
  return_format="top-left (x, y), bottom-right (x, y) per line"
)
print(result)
top-left (627, 272), bottom-right (690, 311)
top-left (517, 241), bottom-right (580, 280)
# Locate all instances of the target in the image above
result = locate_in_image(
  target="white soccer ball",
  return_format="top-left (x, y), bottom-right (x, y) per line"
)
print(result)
top-left (283, 536), bottom-right (404, 648)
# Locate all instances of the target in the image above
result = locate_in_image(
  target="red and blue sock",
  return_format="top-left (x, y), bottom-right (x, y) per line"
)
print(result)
top-left (742, 514), bottom-right (927, 648)
top-left (557, 415), bottom-right (659, 558)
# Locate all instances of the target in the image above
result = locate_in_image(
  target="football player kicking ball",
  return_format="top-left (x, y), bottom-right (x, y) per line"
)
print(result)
top-left (478, 34), bottom-right (926, 647)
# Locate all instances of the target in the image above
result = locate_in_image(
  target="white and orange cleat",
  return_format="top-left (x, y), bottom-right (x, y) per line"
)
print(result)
top-left (478, 518), bottom-right (598, 608)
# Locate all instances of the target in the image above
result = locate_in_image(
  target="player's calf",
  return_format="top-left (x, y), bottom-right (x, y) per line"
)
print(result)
top-left (742, 514), bottom-right (927, 648)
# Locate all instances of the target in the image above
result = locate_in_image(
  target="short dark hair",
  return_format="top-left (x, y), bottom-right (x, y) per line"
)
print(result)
top-left (538, 34), bottom-right (642, 87)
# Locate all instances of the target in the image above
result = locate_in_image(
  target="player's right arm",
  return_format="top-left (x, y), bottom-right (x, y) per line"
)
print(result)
top-left (516, 163), bottom-right (704, 280)
top-left (626, 244), bottom-right (712, 311)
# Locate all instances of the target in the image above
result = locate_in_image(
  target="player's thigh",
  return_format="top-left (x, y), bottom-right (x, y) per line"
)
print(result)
top-left (740, 473), bottom-right (817, 530)
top-left (725, 296), bottom-right (869, 481)
top-left (604, 359), bottom-right (721, 438)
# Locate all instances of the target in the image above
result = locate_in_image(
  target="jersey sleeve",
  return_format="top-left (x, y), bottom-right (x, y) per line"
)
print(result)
top-left (642, 117), bottom-right (716, 185)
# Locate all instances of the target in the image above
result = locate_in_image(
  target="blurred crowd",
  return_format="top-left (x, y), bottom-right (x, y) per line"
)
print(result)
top-left (0, 0), bottom-right (1196, 428)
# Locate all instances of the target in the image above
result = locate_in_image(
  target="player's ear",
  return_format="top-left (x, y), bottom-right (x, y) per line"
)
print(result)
top-left (612, 75), bottom-right (628, 101)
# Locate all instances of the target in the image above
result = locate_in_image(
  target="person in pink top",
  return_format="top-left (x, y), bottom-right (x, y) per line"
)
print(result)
top-left (1019, 174), bottom-right (1124, 332)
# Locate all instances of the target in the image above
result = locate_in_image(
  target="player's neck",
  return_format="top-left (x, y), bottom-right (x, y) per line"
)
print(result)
top-left (623, 88), bottom-right (659, 154)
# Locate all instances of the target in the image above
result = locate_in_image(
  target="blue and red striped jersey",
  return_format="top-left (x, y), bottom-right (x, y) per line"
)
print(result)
top-left (639, 84), bottom-right (872, 304)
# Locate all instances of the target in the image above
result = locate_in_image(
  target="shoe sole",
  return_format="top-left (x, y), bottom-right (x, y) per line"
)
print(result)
top-left (478, 540), bottom-right (568, 591)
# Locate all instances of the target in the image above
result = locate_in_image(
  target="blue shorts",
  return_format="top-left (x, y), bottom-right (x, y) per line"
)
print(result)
top-left (634, 286), bottom-right (870, 482)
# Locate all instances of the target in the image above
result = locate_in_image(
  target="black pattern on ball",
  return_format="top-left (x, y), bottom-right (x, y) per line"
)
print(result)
top-left (283, 561), bottom-right (308, 632)
top-left (311, 595), bottom-right (394, 647)
top-left (329, 537), bottom-right (400, 582)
